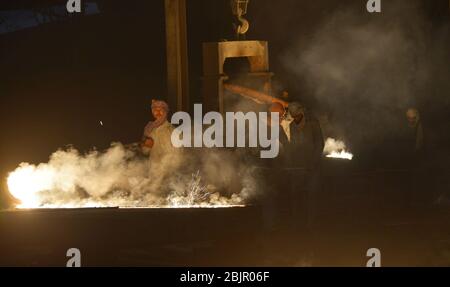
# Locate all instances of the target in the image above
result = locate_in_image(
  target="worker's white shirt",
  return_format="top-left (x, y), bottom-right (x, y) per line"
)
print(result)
top-left (146, 121), bottom-right (178, 162)
top-left (260, 116), bottom-right (292, 146)
top-left (281, 115), bottom-right (294, 142)
top-left (143, 121), bottom-right (183, 194)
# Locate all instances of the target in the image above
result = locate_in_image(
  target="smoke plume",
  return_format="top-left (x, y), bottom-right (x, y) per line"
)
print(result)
top-left (281, 0), bottom-right (449, 153)
top-left (7, 143), bottom-right (254, 208)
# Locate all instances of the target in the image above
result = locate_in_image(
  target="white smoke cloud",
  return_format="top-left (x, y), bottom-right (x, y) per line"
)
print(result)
top-left (7, 143), bottom-right (255, 208)
top-left (281, 0), bottom-right (448, 150)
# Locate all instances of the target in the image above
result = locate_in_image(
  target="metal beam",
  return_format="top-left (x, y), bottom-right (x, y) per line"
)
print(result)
top-left (165, 0), bottom-right (189, 112)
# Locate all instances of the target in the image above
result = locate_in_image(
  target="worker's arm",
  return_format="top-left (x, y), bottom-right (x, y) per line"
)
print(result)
top-left (224, 83), bottom-right (289, 108)
top-left (141, 137), bottom-right (154, 149)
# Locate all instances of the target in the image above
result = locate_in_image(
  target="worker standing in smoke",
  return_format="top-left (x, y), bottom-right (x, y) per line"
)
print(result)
top-left (404, 108), bottom-right (430, 207)
top-left (405, 108), bottom-right (425, 155)
top-left (142, 100), bottom-right (182, 194)
top-left (284, 102), bottom-right (324, 230)
top-left (142, 100), bottom-right (175, 157)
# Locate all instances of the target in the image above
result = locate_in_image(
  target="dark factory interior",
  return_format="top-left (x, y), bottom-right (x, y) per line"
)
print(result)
top-left (0, 0), bottom-right (449, 267)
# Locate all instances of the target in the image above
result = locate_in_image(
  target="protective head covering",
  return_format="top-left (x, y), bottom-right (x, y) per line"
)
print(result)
top-left (288, 102), bottom-right (305, 118)
top-left (144, 100), bottom-right (170, 138)
top-left (152, 100), bottom-right (169, 113)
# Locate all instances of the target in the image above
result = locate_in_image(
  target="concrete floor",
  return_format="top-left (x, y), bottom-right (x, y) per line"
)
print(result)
top-left (1, 205), bottom-right (450, 267)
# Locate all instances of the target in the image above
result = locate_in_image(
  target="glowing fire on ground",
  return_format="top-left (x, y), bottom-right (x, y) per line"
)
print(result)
top-left (7, 164), bottom-right (55, 209)
top-left (6, 145), bottom-right (247, 209)
top-left (6, 166), bottom-right (244, 209)
top-left (323, 138), bottom-right (354, 160)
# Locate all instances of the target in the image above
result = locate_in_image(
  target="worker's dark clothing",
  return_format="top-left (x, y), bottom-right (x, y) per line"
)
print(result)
top-left (401, 120), bottom-right (425, 160)
top-left (258, 123), bottom-right (290, 232)
top-left (284, 114), bottom-right (324, 169)
top-left (400, 120), bottom-right (430, 207)
top-left (282, 113), bottom-right (324, 230)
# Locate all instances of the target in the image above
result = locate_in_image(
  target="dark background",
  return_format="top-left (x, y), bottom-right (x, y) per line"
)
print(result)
top-left (0, 0), bottom-right (449, 209)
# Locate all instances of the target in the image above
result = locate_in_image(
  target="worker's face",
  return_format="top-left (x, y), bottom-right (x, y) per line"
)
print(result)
top-left (293, 112), bottom-right (304, 124)
top-left (152, 107), bottom-right (167, 120)
top-left (406, 111), bottom-right (419, 127)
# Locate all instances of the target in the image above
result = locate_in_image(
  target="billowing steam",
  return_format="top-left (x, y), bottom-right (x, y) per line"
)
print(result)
top-left (7, 143), bottom-right (250, 209)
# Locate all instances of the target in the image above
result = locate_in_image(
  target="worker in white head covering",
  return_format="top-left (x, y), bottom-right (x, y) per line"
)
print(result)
top-left (142, 100), bottom-right (176, 158)
top-left (142, 100), bottom-right (182, 194)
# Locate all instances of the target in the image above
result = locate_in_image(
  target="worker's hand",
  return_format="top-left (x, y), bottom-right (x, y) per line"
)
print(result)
top-left (142, 137), bottom-right (154, 149)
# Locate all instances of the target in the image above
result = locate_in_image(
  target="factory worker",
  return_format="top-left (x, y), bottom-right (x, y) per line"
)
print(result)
top-left (286, 102), bottom-right (324, 169)
top-left (283, 102), bottom-right (324, 230)
top-left (405, 108), bottom-right (424, 153)
top-left (142, 100), bottom-right (182, 193)
top-left (142, 100), bottom-right (177, 159)
top-left (404, 108), bottom-right (430, 207)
